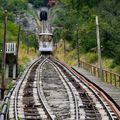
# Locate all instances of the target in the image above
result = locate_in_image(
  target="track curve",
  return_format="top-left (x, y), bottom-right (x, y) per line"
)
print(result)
top-left (8, 56), bottom-right (119, 120)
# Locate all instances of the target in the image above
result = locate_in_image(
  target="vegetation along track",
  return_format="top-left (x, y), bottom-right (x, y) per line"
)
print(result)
top-left (8, 55), bottom-right (119, 120)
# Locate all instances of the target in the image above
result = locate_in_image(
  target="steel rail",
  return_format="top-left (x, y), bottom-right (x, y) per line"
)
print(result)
top-left (14, 56), bottom-right (43, 120)
top-left (84, 89), bottom-right (102, 120)
top-left (0, 71), bottom-right (23, 120)
top-left (37, 58), bottom-right (55, 120)
top-left (74, 95), bottom-right (79, 120)
top-left (50, 56), bottom-right (119, 120)
top-left (48, 59), bottom-right (79, 120)
top-left (72, 68), bottom-right (120, 120)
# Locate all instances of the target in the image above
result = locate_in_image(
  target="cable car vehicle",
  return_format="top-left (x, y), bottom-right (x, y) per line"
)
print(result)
top-left (39, 32), bottom-right (53, 54)
top-left (39, 7), bottom-right (53, 54)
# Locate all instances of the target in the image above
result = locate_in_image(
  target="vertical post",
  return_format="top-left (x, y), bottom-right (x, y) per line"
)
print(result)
top-left (1, 10), bottom-right (7, 99)
top-left (6, 64), bottom-right (9, 79)
top-left (16, 24), bottom-right (21, 77)
top-left (63, 38), bottom-right (66, 58)
top-left (55, 32), bottom-right (58, 49)
top-left (114, 74), bottom-right (116, 87)
top-left (42, 21), bottom-right (43, 33)
top-left (34, 34), bottom-right (37, 52)
top-left (105, 71), bottom-right (108, 82)
top-left (42, 21), bottom-right (45, 33)
top-left (76, 25), bottom-right (80, 67)
top-left (13, 64), bottom-right (16, 80)
top-left (96, 16), bottom-right (103, 81)
top-left (26, 32), bottom-right (29, 54)
top-left (119, 76), bottom-right (120, 87)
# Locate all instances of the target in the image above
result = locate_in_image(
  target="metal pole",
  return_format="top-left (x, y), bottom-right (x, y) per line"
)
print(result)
top-left (63, 38), bottom-right (66, 58)
top-left (96, 16), bottom-right (103, 80)
top-left (16, 24), bottom-right (21, 77)
top-left (26, 32), bottom-right (29, 54)
top-left (1, 10), bottom-right (7, 99)
top-left (34, 34), bottom-right (37, 52)
top-left (76, 26), bottom-right (80, 67)
top-left (15, 12), bottom-right (24, 77)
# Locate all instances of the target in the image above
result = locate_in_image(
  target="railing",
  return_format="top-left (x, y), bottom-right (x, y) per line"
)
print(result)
top-left (0, 87), bottom-right (16, 120)
top-left (6, 43), bottom-right (16, 55)
top-left (80, 60), bottom-right (120, 88)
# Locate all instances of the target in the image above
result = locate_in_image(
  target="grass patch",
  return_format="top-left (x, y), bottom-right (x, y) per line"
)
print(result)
top-left (7, 80), bottom-right (14, 89)
top-left (54, 40), bottom-right (120, 74)
top-left (18, 44), bottom-right (37, 74)
top-left (81, 52), bottom-right (97, 63)
top-left (54, 40), bottom-right (77, 66)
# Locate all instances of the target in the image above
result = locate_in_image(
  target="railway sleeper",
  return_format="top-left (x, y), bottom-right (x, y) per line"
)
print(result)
top-left (25, 116), bottom-right (41, 120)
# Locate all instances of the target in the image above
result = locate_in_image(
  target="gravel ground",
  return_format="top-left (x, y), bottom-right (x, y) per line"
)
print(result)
top-left (41, 62), bottom-right (70, 120)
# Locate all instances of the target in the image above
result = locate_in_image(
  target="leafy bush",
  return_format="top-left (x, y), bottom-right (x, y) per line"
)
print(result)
top-left (85, 53), bottom-right (98, 63)
top-left (114, 46), bottom-right (120, 64)
top-left (18, 64), bottom-right (24, 73)
top-left (7, 81), bottom-right (13, 89)
top-left (7, 0), bottom-right (28, 11)
top-left (109, 62), bottom-right (117, 69)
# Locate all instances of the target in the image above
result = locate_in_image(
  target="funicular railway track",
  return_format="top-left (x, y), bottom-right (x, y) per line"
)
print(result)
top-left (49, 56), bottom-right (119, 120)
top-left (7, 55), bottom-right (119, 120)
top-left (9, 56), bottom-right (55, 120)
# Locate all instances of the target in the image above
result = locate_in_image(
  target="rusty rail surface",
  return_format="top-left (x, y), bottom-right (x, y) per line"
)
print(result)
top-left (51, 57), bottom-right (120, 119)
top-left (80, 60), bottom-right (120, 87)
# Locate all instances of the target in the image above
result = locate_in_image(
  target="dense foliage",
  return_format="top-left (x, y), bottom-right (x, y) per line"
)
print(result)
top-left (51, 0), bottom-right (120, 64)
top-left (0, 0), bottom-right (38, 74)
top-left (0, 0), bottom-right (28, 11)
top-left (28, 0), bottom-right (48, 8)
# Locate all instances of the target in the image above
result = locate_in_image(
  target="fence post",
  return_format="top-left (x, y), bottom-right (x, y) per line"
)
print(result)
top-left (110, 72), bottom-right (112, 85)
top-left (98, 68), bottom-right (100, 77)
top-left (93, 67), bottom-right (96, 76)
top-left (101, 69), bottom-right (103, 79)
top-left (119, 76), bottom-right (120, 87)
top-left (105, 71), bottom-right (107, 82)
top-left (114, 74), bottom-right (116, 87)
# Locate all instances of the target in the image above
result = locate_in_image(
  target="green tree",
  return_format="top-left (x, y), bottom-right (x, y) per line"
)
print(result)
top-left (51, 0), bottom-right (120, 65)
top-left (28, 0), bottom-right (48, 8)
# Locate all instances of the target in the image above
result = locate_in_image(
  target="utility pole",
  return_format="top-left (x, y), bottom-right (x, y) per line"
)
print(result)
top-left (96, 16), bottom-right (103, 81)
top-left (63, 38), bottom-right (66, 58)
top-left (16, 23), bottom-right (21, 77)
top-left (34, 34), bottom-right (37, 52)
top-left (15, 12), bottom-right (24, 76)
top-left (76, 24), bottom-right (80, 67)
top-left (26, 32), bottom-right (29, 54)
top-left (1, 10), bottom-right (7, 99)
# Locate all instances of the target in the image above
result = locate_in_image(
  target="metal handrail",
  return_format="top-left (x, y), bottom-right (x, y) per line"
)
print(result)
top-left (79, 60), bottom-right (120, 87)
